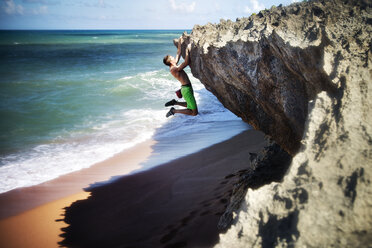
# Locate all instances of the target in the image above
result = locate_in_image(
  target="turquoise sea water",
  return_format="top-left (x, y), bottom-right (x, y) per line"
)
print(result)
top-left (0, 30), bottom-right (249, 193)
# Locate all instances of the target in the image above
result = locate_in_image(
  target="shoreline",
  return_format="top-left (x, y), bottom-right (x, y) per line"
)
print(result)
top-left (0, 129), bottom-right (266, 248)
top-left (0, 139), bottom-right (156, 219)
top-left (61, 129), bottom-right (267, 247)
top-left (0, 120), bottom-right (250, 219)
top-left (0, 139), bottom-right (157, 248)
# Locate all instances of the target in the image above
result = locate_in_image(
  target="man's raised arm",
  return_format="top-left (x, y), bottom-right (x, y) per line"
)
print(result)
top-left (176, 44), bottom-right (190, 72)
top-left (175, 38), bottom-right (182, 65)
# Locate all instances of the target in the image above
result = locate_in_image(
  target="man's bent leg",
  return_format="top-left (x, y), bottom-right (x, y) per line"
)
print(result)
top-left (165, 100), bottom-right (187, 107)
top-left (173, 108), bottom-right (197, 116)
top-left (175, 102), bottom-right (187, 107)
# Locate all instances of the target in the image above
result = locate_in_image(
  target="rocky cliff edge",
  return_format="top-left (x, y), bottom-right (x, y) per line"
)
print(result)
top-left (179, 0), bottom-right (372, 246)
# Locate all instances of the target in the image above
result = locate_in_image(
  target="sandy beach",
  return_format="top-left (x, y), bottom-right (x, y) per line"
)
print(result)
top-left (0, 140), bottom-right (155, 248)
top-left (0, 129), bottom-right (266, 248)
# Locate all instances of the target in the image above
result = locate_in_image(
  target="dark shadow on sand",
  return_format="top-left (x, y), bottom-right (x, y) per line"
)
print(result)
top-left (59, 130), bottom-right (267, 248)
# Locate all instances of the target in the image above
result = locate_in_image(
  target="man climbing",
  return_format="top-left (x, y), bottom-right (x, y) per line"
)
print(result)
top-left (163, 36), bottom-right (198, 117)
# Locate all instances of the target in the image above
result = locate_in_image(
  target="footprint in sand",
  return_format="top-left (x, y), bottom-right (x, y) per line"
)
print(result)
top-left (181, 216), bottom-right (192, 226)
top-left (165, 224), bottom-right (174, 230)
top-left (180, 210), bottom-right (198, 226)
top-left (160, 210), bottom-right (200, 244)
top-left (160, 228), bottom-right (179, 244)
top-left (225, 173), bottom-right (236, 179)
top-left (200, 210), bottom-right (211, 216)
top-left (164, 241), bottom-right (188, 248)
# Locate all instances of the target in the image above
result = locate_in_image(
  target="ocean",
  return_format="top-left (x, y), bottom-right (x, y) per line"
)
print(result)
top-left (0, 30), bottom-right (250, 194)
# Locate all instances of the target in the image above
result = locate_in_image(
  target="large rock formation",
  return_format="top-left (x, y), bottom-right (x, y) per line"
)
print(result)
top-left (180, 0), bottom-right (372, 246)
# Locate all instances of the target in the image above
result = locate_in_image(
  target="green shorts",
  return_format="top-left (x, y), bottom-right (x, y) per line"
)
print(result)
top-left (181, 85), bottom-right (197, 110)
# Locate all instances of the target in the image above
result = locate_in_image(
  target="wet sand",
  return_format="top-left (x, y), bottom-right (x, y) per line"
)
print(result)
top-left (0, 130), bottom-right (266, 248)
top-left (61, 130), bottom-right (266, 248)
top-left (0, 140), bottom-right (155, 248)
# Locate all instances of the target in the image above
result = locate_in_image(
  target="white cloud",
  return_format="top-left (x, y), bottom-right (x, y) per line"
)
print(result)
top-left (32, 5), bottom-right (47, 14)
top-left (22, 0), bottom-right (58, 3)
top-left (98, 0), bottom-right (106, 8)
top-left (169, 0), bottom-right (196, 13)
top-left (3, 0), bottom-right (24, 15)
top-left (244, 0), bottom-right (265, 14)
top-left (83, 0), bottom-right (113, 8)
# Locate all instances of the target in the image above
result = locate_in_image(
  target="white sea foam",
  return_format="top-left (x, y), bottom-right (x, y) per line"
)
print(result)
top-left (103, 70), bottom-right (124, 74)
top-left (0, 69), bottom-right (246, 194)
top-left (0, 108), bottom-right (167, 193)
top-left (118, 76), bottom-right (133, 81)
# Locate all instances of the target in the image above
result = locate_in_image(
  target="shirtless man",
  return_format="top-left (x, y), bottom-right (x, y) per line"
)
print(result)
top-left (163, 37), bottom-right (198, 117)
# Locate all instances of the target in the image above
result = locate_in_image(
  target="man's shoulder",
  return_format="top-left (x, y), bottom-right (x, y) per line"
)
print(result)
top-left (170, 66), bottom-right (179, 75)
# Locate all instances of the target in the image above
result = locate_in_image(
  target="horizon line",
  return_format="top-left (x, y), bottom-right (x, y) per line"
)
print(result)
top-left (0, 28), bottom-right (193, 31)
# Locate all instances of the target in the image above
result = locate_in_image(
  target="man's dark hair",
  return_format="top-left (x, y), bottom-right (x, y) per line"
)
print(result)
top-left (163, 55), bottom-right (171, 66)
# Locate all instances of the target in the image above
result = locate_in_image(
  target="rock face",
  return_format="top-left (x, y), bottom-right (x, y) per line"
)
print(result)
top-left (180, 0), bottom-right (372, 246)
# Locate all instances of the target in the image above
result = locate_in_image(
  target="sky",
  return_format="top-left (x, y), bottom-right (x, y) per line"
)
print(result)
top-left (0, 0), bottom-right (297, 30)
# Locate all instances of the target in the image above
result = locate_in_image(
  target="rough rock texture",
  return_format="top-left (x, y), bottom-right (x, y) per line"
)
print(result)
top-left (217, 139), bottom-right (292, 232)
top-left (180, 0), bottom-right (372, 246)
